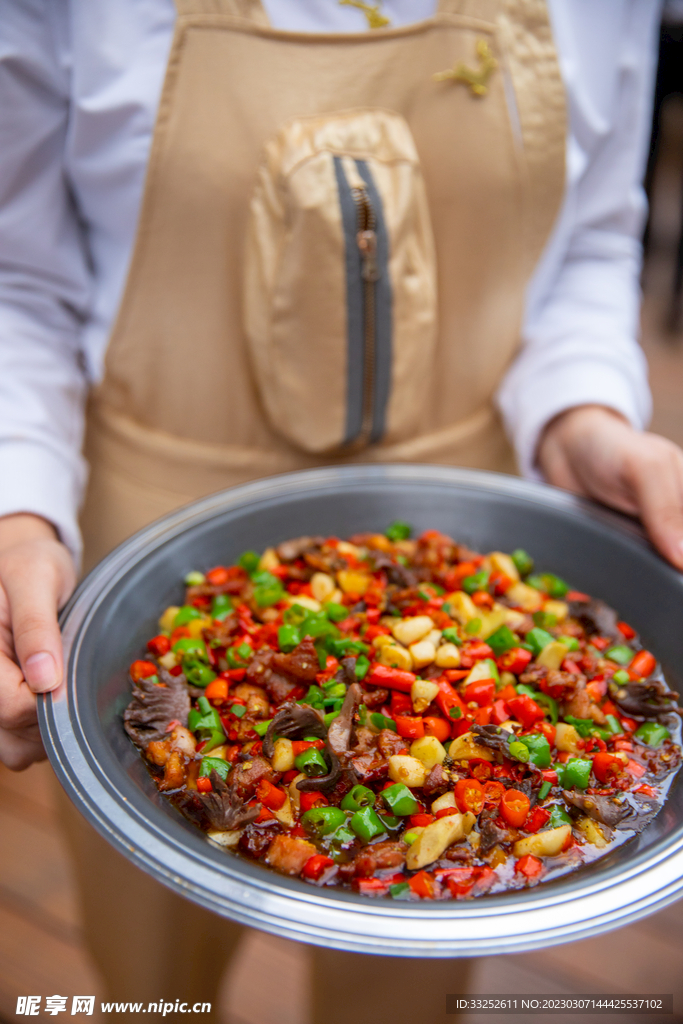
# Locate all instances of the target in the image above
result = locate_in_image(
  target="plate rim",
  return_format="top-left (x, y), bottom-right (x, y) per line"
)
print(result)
top-left (40, 464), bottom-right (683, 955)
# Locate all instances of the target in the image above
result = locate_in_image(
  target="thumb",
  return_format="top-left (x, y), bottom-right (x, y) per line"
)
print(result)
top-left (626, 437), bottom-right (683, 572)
top-left (2, 544), bottom-right (73, 694)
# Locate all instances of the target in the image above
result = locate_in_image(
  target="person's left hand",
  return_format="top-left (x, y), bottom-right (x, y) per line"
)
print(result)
top-left (537, 404), bottom-right (683, 573)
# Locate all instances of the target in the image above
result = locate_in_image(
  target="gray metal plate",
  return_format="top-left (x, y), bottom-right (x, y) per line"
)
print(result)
top-left (38, 465), bottom-right (683, 956)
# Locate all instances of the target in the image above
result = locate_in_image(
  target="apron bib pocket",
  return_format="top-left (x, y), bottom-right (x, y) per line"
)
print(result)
top-left (243, 109), bottom-right (437, 455)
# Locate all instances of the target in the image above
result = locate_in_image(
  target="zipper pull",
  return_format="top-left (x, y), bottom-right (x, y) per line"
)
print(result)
top-left (357, 229), bottom-right (379, 282)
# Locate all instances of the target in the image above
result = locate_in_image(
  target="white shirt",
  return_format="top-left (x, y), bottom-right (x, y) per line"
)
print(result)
top-left (0, 0), bottom-right (659, 564)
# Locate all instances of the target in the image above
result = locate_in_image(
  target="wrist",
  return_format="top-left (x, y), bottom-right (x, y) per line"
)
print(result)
top-left (0, 513), bottom-right (60, 551)
top-left (537, 405), bottom-right (629, 473)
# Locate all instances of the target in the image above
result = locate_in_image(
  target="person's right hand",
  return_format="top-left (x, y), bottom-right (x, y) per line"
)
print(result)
top-left (0, 513), bottom-right (76, 770)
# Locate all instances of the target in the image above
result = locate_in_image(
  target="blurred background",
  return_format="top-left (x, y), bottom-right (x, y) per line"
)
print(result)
top-left (1, 11), bottom-right (683, 1024)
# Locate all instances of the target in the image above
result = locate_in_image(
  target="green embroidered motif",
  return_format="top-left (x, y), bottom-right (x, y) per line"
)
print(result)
top-left (434, 39), bottom-right (498, 97)
top-left (339, 0), bottom-right (391, 30)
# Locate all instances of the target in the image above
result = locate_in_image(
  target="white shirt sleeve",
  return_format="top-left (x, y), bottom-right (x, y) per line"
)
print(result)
top-left (497, 0), bottom-right (660, 479)
top-left (0, 1), bottom-right (91, 564)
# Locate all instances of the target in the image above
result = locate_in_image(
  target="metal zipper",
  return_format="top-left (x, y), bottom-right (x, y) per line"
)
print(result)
top-left (350, 185), bottom-right (379, 451)
top-left (332, 155), bottom-right (391, 452)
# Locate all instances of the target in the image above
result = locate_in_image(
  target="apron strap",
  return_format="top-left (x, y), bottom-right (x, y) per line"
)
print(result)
top-left (436, 0), bottom-right (499, 19)
top-left (174, 0), bottom-right (270, 25)
top-left (176, 0), bottom-right (502, 28)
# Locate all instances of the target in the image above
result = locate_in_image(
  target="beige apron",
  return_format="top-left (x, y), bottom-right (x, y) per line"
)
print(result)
top-left (80, 0), bottom-right (566, 569)
top-left (65, 5), bottom-right (567, 1011)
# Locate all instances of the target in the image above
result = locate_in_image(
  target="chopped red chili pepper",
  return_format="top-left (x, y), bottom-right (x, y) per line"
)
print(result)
top-left (483, 780), bottom-right (506, 805)
top-left (629, 650), bottom-right (656, 679)
top-left (394, 715), bottom-right (425, 740)
top-left (443, 867), bottom-right (478, 896)
top-left (130, 660), bottom-right (158, 682)
top-left (490, 699), bottom-right (511, 725)
top-left (444, 669), bottom-right (469, 682)
top-left (461, 641), bottom-right (494, 662)
top-left (220, 667), bottom-right (246, 682)
top-left (497, 683), bottom-right (517, 701)
top-left (423, 717), bottom-right (451, 743)
top-left (256, 779), bottom-right (287, 810)
top-left (524, 806), bottom-right (551, 833)
top-left (408, 870), bottom-right (436, 899)
top-left (204, 678), bottom-right (229, 704)
top-left (506, 695), bottom-right (545, 730)
top-left (435, 679), bottom-right (467, 722)
top-left (454, 778), bottom-right (485, 815)
top-left (586, 678), bottom-right (608, 701)
top-left (469, 758), bottom-right (493, 782)
top-left (491, 572), bottom-right (515, 595)
top-left (409, 813), bottom-right (435, 828)
top-left (147, 635), bottom-right (170, 657)
top-left (302, 855), bottom-right (335, 881)
top-left (299, 791), bottom-right (328, 812)
top-left (445, 562), bottom-right (479, 589)
top-left (515, 854), bottom-right (543, 879)
top-left (205, 566), bottom-right (230, 586)
top-left (292, 739), bottom-right (325, 756)
top-left (354, 877), bottom-right (390, 896)
top-left (497, 647), bottom-right (533, 675)
top-left (463, 678), bottom-right (496, 706)
top-left (365, 664), bottom-right (416, 692)
top-left (534, 720), bottom-right (556, 746)
top-left (364, 624), bottom-right (390, 642)
top-left (472, 705), bottom-right (492, 726)
top-left (390, 691), bottom-right (413, 716)
top-left (500, 789), bottom-right (531, 828)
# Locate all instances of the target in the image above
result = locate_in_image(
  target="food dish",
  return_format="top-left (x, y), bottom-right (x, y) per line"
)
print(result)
top-left (39, 466), bottom-right (683, 954)
top-left (123, 526), bottom-right (681, 901)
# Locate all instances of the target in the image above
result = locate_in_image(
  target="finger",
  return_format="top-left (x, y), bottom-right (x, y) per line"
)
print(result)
top-left (0, 656), bottom-right (40, 731)
top-left (626, 440), bottom-right (683, 571)
top-left (0, 722), bottom-right (46, 771)
top-left (1, 546), bottom-right (67, 693)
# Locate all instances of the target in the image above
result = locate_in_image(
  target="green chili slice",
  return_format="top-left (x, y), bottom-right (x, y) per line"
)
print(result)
top-left (385, 521), bottom-right (412, 541)
top-left (301, 806), bottom-right (346, 836)
top-left (634, 722), bottom-right (670, 748)
top-left (294, 748), bottom-right (328, 777)
top-left (341, 785), bottom-right (377, 812)
top-left (349, 806), bottom-right (386, 843)
top-left (511, 549), bottom-right (534, 576)
top-left (381, 783), bottom-right (420, 816)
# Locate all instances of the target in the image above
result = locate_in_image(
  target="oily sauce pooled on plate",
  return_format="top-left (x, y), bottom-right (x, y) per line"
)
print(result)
top-left (123, 526), bottom-right (682, 900)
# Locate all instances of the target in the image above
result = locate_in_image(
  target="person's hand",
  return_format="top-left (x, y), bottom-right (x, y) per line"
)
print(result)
top-left (0, 514), bottom-right (76, 770)
top-left (538, 405), bottom-right (683, 572)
